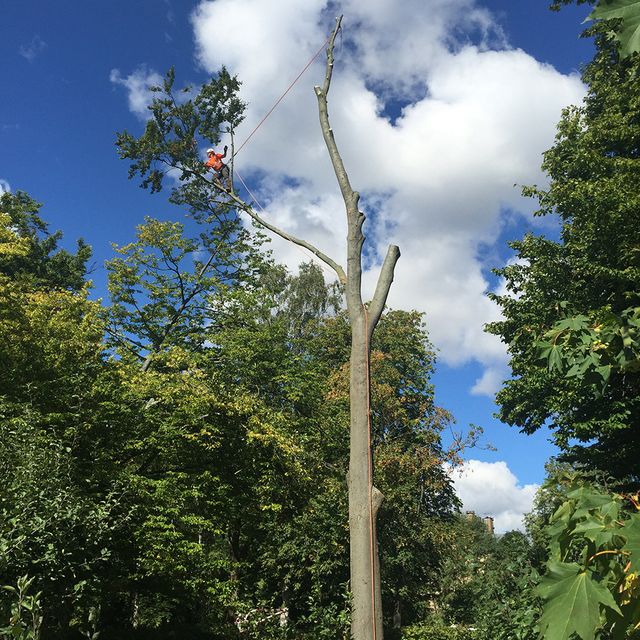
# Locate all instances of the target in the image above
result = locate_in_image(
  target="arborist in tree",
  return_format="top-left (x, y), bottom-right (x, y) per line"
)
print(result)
top-left (205, 146), bottom-right (231, 190)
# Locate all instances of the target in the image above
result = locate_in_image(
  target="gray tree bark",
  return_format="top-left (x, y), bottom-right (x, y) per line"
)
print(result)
top-left (314, 18), bottom-right (400, 640)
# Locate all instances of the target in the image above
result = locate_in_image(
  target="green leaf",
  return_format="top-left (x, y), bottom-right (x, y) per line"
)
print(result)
top-left (567, 315), bottom-right (591, 330)
top-left (548, 345), bottom-right (564, 372)
top-left (537, 561), bottom-right (622, 640)
top-left (590, 0), bottom-right (640, 58)
top-left (567, 486), bottom-right (612, 511)
top-left (572, 517), bottom-right (612, 547)
top-left (621, 515), bottom-right (640, 573)
top-left (595, 365), bottom-right (611, 384)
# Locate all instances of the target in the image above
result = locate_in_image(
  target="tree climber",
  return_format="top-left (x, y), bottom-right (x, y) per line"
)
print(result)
top-left (205, 146), bottom-right (231, 190)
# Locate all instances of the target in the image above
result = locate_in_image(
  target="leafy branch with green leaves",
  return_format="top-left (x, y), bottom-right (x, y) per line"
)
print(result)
top-left (536, 478), bottom-right (640, 640)
top-left (536, 305), bottom-right (640, 395)
top-left (550, 0), bottom-right (640, 58)
top-left (115, 66), bottom-right (244, 194)
top-left (591, 0), bottom-right (640, 58)
top-left (0, 575), bottom-right (43, 640)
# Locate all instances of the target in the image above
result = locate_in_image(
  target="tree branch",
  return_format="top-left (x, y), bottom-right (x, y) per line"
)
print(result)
top-left (219, 185), bottom-right (347, 286)
top-left (367, 245), bottom-right (401, 338)
top-left (164, 162), bottom-right (347, 286)
top-left (314, 15), bottom-right (369, 315)
top-left (141, 248), bottom-right (220, 373)
top-left (313, 16), bottom-right (358, 215)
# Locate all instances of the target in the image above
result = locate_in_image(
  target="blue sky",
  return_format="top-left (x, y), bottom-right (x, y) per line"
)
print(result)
top-left (1, 0), bottom-right (596, 531)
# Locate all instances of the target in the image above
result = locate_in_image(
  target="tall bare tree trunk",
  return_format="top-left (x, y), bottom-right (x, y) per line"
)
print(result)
top-left (315, 17), bottom-right (400, 640)
top-left (219, 17), bottom-right (400, 639)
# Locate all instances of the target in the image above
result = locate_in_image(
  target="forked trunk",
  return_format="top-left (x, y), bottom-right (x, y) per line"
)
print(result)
top-left (314, 18), bottom-right (400, 639)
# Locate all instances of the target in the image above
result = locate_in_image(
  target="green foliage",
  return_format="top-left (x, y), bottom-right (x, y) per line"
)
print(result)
top-left (536, 306), bottom-right (640, 394)
top-left (0, 281), bottom-right (105, 410)
top-left (0, 198), bottom-right (129, 636)
top-left (401, 624), bottom-right (476, 640)
top-left (207, 263), bottom-right (460, 633)
top-left (0, 576), bottom-right (43, 640)
top-left (0, 187), bottom-right (460, 636)
top-left (0, 412), bottom-right (117, 586)
top-left (106, 217), bottom-right (219, 362)
top-left (115, 67), bottom-right (244, 194)
top-left (106, 214), bottom-right (266, 370)
top-left (591, 0), bottom-right (640, 58)
top-left (487, 20), bottom-right (640, 480)
top-left (550, 0), bottom-right (640, 57)
top-left (536, 477), bottom-right (640, 640)
top-left (524, 461), bottom-right (594, 554)
top-left (434, 515), bottom-right (541, 640)
top-left (0, 191), bottom-right (90, 291)
top-left (538, 562), bottom-right (620, 640)
top-left (112, 239), bottom-right (459, 635)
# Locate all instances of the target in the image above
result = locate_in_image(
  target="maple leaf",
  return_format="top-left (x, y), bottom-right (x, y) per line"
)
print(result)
top-left (622, 515), bottom-right (640, 573)
top-left (590, 0), bottom-right (640, 58)
top-left (537, 561), bottom-right (622, 640)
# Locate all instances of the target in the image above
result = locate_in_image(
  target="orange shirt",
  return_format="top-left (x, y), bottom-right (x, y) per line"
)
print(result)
top-left (205, 153), bottom-right (224, 171)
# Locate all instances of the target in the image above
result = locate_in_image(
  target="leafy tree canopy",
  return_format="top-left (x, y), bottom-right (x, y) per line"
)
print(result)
top-left (487, 24), bottom-right (640, 482)
top-left (115, 66), bottom-right (244, 196)
top-left (0, 191), bottom-right (90, 291)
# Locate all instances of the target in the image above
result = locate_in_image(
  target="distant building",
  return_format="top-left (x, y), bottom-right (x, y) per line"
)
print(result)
top-left (464, 510), bottom-right (495, 535)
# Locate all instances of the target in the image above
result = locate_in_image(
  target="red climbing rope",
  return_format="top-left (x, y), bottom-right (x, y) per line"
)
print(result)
top-left (233, 33), bottom-right (333, 159)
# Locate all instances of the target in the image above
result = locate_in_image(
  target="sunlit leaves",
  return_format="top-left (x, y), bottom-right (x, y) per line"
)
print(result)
top-left (105, 216), bottom-right (256, 368)
top-left (486, 21), bottom-right (640, 478)
top-left (116, 66), bottom-right (245, 194)
top-left (0, 212), bottom-right (30, 257)
top-left (537, 562), bottom-right (620, 640)
top-left (0, 191), bottom-right (90, 291)
top-left (622, 517), bottom-right (640, 573)
top-left (536, 477), bottom-right (640, 640)
top-left (536, 306), bottom-right (640, 395)
top-left (591, 0), bottom-right (640, 58)
top-left (0, 280), bottom-right (105, 409)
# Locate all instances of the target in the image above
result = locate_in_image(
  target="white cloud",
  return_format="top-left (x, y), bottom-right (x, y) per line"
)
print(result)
top-left (471, 363), bottom-right (507, 398)
top-left (186, 0), bottom-right (585, 389)
top-left (110, 67), bottom-right (164, 120)
top-left (19, 35), bottom-right (47, 62)
top-left (336, 0), bottom-right (506, 98)
top-left (0, 180), bottom-right (11, 195)
top-left (450, 459), bottom-right (538, 533)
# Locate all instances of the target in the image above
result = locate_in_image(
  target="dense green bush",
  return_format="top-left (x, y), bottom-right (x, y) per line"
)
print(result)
top-left (402, 624), bottom-right (476, 640)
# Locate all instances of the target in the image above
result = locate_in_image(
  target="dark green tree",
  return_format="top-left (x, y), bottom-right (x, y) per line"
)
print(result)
top-left (0, 191), bottom-right (90, 291)
top-left (0, 202), bottom-right (127, 637)
top-left (487, 18), bottom-right (640, 482)
top-left (433, 515), bottom-right (540, 640)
